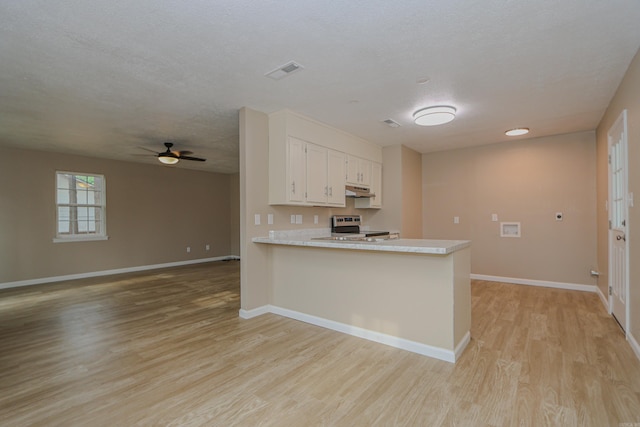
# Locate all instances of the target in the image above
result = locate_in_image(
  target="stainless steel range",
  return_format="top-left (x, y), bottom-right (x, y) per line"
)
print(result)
top-left (313, 215), bottom-right (399, 242)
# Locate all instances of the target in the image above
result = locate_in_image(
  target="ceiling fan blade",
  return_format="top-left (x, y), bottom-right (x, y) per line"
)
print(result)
top-left (176, 150), bottom-right (193, 156)
top-left (179, 155), bottom-right (206, 162)
top-left (139, 147), bottom-right (160, 154)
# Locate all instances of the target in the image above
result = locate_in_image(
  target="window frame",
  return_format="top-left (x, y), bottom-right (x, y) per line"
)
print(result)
top-left (53, 171), bottom-right (108, 243)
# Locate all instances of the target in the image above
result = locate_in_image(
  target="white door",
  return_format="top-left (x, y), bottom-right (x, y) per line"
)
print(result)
top-left (608, 110), bottom-right (629, 331)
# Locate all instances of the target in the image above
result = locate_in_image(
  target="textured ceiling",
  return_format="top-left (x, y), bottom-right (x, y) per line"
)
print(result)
top-left (1, 1), bottom-right (639, 174)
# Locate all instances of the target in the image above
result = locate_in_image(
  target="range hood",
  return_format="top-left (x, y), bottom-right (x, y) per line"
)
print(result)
top-left (345, 185), bottom-right (375, 198)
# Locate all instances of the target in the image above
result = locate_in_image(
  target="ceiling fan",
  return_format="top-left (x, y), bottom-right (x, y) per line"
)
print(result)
top-left (141, 142), bottom-right (206, 165)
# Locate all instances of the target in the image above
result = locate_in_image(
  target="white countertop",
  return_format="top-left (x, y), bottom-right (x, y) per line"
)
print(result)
top-left (252, 230), bottom-right (470, 255)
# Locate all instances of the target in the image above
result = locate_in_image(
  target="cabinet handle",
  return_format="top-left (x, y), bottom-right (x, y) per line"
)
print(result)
top-left (292, 181), bottom-right (295, 194)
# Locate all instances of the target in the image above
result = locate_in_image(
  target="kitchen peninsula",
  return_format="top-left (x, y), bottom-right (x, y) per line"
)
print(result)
top-left (246, 230), bottom-right (471, 363)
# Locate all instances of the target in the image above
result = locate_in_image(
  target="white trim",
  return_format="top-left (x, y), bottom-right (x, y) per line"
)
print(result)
top-left (596, 285), bottom-right (609, 312)
top-left (238, 305), bottom-right (271, 319)
top-left (53, 235), bottom-right (109, 243)
top-left (607, 109), bottom-right (631, 334)
top-left (241, 304), bottom-right (465, 363)
top-left (628, 332), bottom-right (640, 362)
top-left (470, 274), bottom-right (596, 293)
top-left (0, 256), bottom-right (240, 290)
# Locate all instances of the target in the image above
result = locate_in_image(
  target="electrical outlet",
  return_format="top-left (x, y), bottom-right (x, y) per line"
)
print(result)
top-left (454, 216), bottom-right (460, 224)
top-left (254, 213), bottom-right (261, 225)
top-left (491, 213), bottom-right (498, 222)
top-left (205, 244), bottom-right (210, 251)
top-left (291, 215), bottom-right (296, 224)
top-left (186, 246), bottom-right (191, 253)
top-left (314, 215), bottom-right (319, 224)
top-left (267, 214), bottom-right (274, 225)
top-left (296, 214), bottom-right (303, 224)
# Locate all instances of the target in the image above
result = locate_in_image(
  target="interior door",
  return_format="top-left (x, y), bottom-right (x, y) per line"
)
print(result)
top-left (608, 109), bottom-right (629, 331)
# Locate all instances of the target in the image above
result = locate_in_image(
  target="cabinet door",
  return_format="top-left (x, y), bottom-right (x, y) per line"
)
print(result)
top-left (346, 155), bottom-right (360, 185)
top-left (306, 143), bottom-right (328, 204)
top-left (287, 137), bottom-right (306, 203)
top-left (358, 158), bottom-right (371, 187)
top-left (370, 162), bottom-right (382, 208)
top-left (327, 150), bottom-right (346, 206)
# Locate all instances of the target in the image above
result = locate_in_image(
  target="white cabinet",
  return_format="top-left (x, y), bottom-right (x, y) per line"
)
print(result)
top-left (355, 162), bottom-right (382, 209)
top-left (306, 143), bottom-right (346, 207)
top-left (286, 137), bottom-right (307, 204)
top-left (305, 143), bottom-right (328, 204)
top-left (346, 155), bottom-right (371, 187)
top-left (327, 150), bottom-right (346, 206)
top-left (270, 137), bottom-right (346, 207)
top-left (269, 110), bottom-right (381, 207)
top-left (269, 136), bottom-right (308, 205)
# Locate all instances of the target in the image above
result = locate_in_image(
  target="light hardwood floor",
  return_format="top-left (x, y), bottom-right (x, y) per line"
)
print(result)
top-left (1, 261), bottom-right (639, 426)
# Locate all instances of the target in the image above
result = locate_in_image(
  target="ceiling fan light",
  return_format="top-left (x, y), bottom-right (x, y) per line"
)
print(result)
top-left (413, 106), bottom-right (456, 126)
top-left (505, 128), bottom-right (530, 136)
top-left (158, 155), bottom-right (179, 165)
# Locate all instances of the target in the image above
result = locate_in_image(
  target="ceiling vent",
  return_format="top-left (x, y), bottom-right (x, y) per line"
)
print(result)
top-left (382, 119), bottom-right (401, 128)
top-left (265, 61), bottom-right (304, 80)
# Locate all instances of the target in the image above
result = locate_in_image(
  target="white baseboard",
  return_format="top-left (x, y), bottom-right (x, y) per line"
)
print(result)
top-left (470, 274), bottom-right (597, 293)
top-left (629, 332), bottom-right (640, 363)
top-left (0, 256), bottom-right (240, 290)
top-left (238, 305), bottom-right (271, 319)
top-left (596, 286), bottom-right (610, 312)
top-left (239, 304), bottom-right (465, 363)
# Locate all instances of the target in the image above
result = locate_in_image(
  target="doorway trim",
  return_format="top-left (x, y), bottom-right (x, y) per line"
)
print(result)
top-left (607, 109), bottom-right (630, 337)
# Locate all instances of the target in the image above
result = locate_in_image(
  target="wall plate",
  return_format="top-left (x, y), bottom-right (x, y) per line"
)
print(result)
top-left (500, 222), bottom-right (521, 238)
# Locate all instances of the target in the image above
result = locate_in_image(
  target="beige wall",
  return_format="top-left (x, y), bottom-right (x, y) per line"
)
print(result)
top-left (422, 131), bottom-right (597, 285)
top-left (369, 145), bottom-right (422, 237)
top-left (596, 47), bottom-right (640, 341)
top-left (0, 147), bottom-right (235, 283)
top-left (229, 173), bottom-right (240, 256)
top-left (401, 145), bottom-right (423, 238)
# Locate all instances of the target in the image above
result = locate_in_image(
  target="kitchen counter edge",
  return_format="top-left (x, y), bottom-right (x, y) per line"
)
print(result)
top-left (252, 236), bottom-right (471, 255)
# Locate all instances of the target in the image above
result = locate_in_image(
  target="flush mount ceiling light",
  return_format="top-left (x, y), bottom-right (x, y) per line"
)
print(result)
top-left (413, 106), bottom-right (456, 126)
top-left (505, 128), bottom-right (530, 136)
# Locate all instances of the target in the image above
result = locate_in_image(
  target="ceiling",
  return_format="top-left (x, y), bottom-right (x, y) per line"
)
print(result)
top-left (1, 1), bottom-right (640, 174)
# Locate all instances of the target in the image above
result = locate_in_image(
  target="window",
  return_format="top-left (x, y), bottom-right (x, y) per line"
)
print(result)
top-left (55, 171), bottom-right (107, 242)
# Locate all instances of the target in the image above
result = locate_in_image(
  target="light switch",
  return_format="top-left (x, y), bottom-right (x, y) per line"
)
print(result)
top-left (314, 215), bottom-right (319, 224)
top-left (267, 214), bottom-right (274, 225)
top-left (296, 214), bottom-right (303, 224)
top-left (491, 213), bottom-right (498, 222)
top-left (254, 214), bottom-right (261, 225)
top-left (291, 215), bottom-right (296, 224)
top-left (454, 216), bottom-right (460, 224)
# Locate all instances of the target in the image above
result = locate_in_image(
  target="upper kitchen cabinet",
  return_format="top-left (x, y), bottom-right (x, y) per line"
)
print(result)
top-left (306, 143), bottom-right (346, 207)
top-left (287, 137), bottom-right (307, 204)
top-left (327, 150), bottom-right (347, 205)
top-left (355, 162), bottom-right (382, 209)
top-left (346, 155), bottom-right (371, 187)
top-left (268, 109), bottom-right (382, 207)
